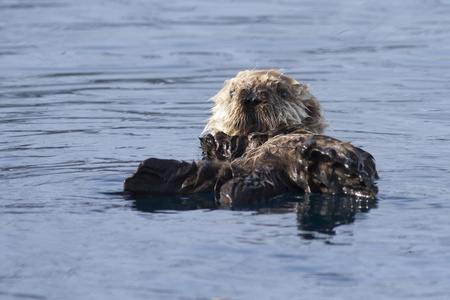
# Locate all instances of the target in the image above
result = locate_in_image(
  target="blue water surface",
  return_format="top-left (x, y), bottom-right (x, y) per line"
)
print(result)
top-left (1, 0), bottom-right (450, 299)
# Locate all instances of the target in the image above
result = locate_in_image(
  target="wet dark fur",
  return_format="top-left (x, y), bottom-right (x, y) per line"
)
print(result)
top-left (124, 129), bottom-right (378, 205)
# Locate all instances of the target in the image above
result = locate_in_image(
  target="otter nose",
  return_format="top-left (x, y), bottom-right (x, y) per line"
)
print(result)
top-left (241, 92), bottom-right (262, 105)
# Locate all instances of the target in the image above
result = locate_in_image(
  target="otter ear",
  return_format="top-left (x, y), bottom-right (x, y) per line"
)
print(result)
top-left (290, 83), bottom-right (303, 94)
top-left (276, 72), bottom-right (299, 87)
top-left (292, 82), bottom-right (311, 92)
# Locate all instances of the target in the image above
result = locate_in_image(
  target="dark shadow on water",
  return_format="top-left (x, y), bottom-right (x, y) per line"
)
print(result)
top-left (129, 193), bottom-right (218, 212)
top-left (123, 192), bottom-right (377, 238)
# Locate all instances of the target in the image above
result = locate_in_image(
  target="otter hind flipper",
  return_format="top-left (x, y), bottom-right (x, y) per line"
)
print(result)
top-left (124, 158), bottom-right (235, 198)
top-left (290, 134), bottom-right (379, 198)
top-left (124, 158), bottom-right (198, 196)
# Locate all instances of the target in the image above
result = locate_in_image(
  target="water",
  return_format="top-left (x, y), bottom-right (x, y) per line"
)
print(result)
top-left (1, 0), bottom-right (450, 299)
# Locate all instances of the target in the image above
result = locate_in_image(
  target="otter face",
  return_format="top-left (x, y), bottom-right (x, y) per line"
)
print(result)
top-left (203, 70), bottom-right (328, 136)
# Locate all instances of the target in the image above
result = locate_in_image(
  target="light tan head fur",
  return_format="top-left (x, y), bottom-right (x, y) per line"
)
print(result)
top-left (203, 70), bottom-right (328, 136)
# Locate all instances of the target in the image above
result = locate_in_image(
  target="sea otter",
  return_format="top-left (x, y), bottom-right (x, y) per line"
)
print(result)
top-left (124, 70), bottom-right (378, 205)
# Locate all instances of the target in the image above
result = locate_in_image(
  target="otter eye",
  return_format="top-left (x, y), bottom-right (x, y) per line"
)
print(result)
top-left (278, 90), bottom-right (287, 99)
top-left (230, 90), bottom-right (235, 98)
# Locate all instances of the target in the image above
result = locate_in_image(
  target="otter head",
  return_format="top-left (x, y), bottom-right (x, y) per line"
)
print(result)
top-left (203, 70), bottom-right (328, 136)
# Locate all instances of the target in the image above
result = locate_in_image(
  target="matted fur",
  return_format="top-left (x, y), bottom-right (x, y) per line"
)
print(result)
top-left (203, 70), bottom-right (328, 136)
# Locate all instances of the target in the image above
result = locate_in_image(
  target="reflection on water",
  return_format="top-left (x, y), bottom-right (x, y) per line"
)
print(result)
top-left (131, 193), bottom-right (376, 238)
top-left (294, 194), bottom-right (376, 237)
top-left (130, 193), bottom-right (218, 212)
